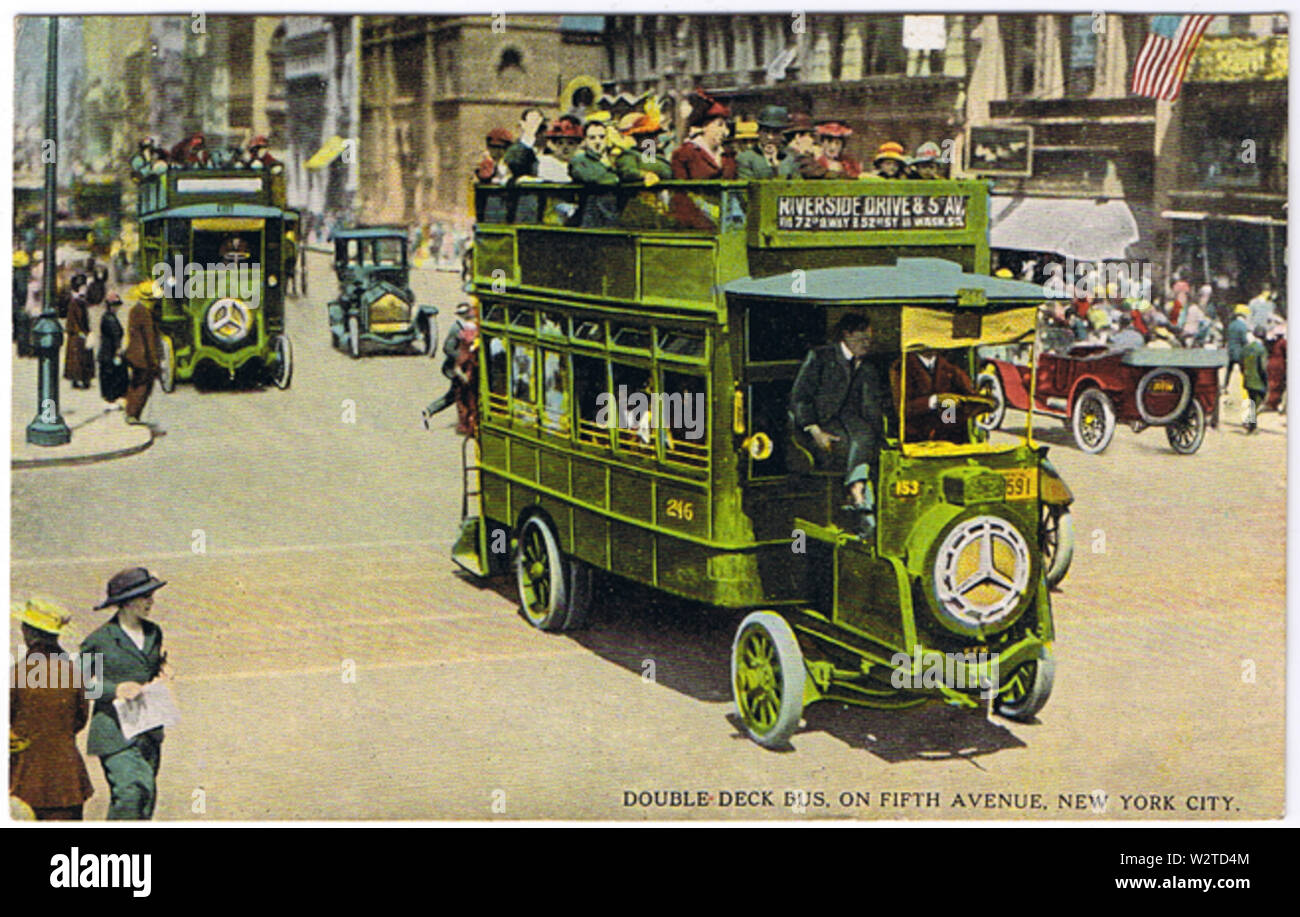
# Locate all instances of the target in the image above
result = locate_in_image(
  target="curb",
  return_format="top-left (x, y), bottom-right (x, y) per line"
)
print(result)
top-left (12, 427), bottom-right (157, 470)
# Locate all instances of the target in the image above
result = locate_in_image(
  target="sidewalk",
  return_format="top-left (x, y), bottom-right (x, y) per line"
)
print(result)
top-left (11, 359), bottom-right (155, 469)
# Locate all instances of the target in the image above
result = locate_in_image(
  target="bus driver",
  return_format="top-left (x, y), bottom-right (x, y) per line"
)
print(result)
top-left (789, 313), bottom-right (886, 528)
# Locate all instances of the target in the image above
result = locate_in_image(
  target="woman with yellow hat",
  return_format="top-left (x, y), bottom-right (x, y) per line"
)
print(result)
top-left (10, 598), bottom-right (95, 820)
top-left (872, 141), bottom-right (908, 179)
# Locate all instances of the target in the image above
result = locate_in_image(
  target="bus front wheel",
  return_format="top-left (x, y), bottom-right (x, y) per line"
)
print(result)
top-left (731, 612), bottom-right (806, 749)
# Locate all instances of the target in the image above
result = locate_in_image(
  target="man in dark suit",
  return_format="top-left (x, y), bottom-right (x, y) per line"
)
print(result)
top-left (789, 313), bottom-right (885, 509)
top-left (890, 349), bottom-right (982, 444)
top-left (79, 568), bottom-right (172, 820)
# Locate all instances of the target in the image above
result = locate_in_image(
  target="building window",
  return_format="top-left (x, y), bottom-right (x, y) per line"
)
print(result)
top-left (497, 47), bottom-right (525, 75)
top-left (1068, 14), bottom-right (1096, 96)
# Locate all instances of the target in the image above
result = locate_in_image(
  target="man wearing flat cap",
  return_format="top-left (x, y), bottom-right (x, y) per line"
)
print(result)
top-left (11, 598), bottom-right (94, 820)
top-left (79, 567), bottom-right (172, 820)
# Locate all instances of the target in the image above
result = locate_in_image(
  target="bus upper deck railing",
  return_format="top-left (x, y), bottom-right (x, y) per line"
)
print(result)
top-left (475, 180), bottom-right (751, 235)
top-left (474, 178), bottom-right (991, 248)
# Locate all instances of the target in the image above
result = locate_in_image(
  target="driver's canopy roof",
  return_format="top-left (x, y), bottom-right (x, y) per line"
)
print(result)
top-left (726, 257), bottom-right (1062, 455)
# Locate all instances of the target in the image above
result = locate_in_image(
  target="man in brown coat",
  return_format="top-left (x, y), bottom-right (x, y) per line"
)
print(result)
top-left (9, 598), bottom-right (95, 820)
top-left (890, 350), bottom-right (982, 444)
top-left (122, 282), bottom-right (161, 424)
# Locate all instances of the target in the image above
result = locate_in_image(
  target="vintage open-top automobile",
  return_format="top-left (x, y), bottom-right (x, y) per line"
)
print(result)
top-left (136, 169), bottom-right (296, 390)
top-left (977, 329), bottom-right (1227, 455)
top-left (328, 227), bottom-right (439, 358)
top-left (452, 177), bottom-right (1071, 748)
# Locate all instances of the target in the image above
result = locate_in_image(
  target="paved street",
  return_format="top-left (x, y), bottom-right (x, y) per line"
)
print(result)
top-left (9, 251), bottom-right (1286, 820)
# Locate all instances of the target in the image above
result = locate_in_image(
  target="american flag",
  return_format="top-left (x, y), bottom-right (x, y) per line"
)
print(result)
top-left (1130, 15), bottom-right (1215, 101)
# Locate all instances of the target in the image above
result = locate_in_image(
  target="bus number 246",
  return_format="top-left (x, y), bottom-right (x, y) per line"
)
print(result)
top-left (665, 499), bottom-right (695, 521)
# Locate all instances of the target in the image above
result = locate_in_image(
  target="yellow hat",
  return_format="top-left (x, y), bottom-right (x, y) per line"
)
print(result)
top-left (128, 279), bottom-right (157, 301)
top-left (585, 109), bottom-right (612, 124)
top-left (1235, 304), bottom-right (1251, 316)
top-left (13, 250), bottom-right (30, 268)
top-left (10, 729), bottom-right (32, 756)
top-left (994, 268), bottom-right (1013, 279)
top-left (734, 120), bottom-right (759, 141)
top-left (11, 597), bottom-right (71, 634)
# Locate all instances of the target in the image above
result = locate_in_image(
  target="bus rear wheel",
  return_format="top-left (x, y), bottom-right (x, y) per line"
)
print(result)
top-left (731, 612), bottom-right (805, 749)
top-left (514, 515), bottom-right (572, 632)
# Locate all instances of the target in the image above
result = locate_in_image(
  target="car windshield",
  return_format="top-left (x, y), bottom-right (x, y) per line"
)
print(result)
top-left (371, 238), bottom-right (405, 266)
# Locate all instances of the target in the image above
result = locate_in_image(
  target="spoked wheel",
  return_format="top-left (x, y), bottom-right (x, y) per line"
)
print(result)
top-left (731, 612), bottom-right (806, 749)
top-left (1040, 504), bottom-right (1075, 588)
top-left (1070, 388), bottom-right (1115, 454)
top-left (514, 515), bottom-right (572, 632)
top-left (159, 335), bottom-right (176, 393)
top-left (1165, 399), bottom-right (1206, 454)
top-left (347, 315), bottom-right (361, 359)
top-left (975, 368), bottom-right (1006, 431)
top-left (995, 650), bottom-right (1055, 721)
top-left (270, 334), bottom-right (292, 390)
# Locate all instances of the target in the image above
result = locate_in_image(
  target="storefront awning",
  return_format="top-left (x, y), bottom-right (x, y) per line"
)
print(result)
top-left (306, 136), bottom-right (348, 171)
top-left (1162, 209), bottom-right (1286, 227)
top-left (990, 195), bottom-right (1140, 262)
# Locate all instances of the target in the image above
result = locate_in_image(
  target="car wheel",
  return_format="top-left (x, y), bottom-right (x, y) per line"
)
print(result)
top-left (347, 315), bottom-right (360, 359)
top-left (1041, 504), bottom-right (1074, 588)
top-left (1135, 367), bottom-right (1192, 425)
top-left (1070, 388), bottom-right (1115, 454)
top-left (514, 515), bottom-right (571, 632)
top-left (1165, 398), bottom-right (1206, 455)
top-left (159, 335), bottom-right (176, 393)
top-left (731, 611), bottom-right (805, 749)
top-left (270, 334), bottom-right (292, 390)
top-left (995, 650), bottom-right (1054, 721)
top-left (975, 367), bottom-right (1006, 431)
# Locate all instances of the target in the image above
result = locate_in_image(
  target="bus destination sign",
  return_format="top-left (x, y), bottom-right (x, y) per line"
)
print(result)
top-left (776, 193), bottom-right (969, 231)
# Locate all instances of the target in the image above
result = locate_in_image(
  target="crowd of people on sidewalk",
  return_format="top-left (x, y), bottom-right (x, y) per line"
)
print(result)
top-left (13, 247), bottom-right (165, 431)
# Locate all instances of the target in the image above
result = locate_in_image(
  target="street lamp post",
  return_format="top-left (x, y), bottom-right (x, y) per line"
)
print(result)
top-left (26, 15), bottom-right (71, 446)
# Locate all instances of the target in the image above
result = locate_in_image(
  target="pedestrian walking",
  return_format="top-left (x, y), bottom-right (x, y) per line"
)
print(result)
top-left (63, 274), bottom-right (95, 389)
top-left (1225, 304), bottom-right (1252, 391)
top-left (122, 281), bottom-right (161, 426)
top-left (98, 291), bottom-right (128, 404)
top-left (1265, 319), bottom-right (1287, 412)
top-left (10, 598), bottom-right (95, 820)
top-left (80, 568), bottom-right (173, 820)
top-left (1241, 326), bottom-right (1269, 433)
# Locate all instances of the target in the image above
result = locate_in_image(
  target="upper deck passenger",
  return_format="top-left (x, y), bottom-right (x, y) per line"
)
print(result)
top-left (535, 118), bottom-right (582, 182)
top-left (735, 106), bottom-right (788, 180)
top-left (613, 107), bottom-right (672, 185)
top-left (814, 120), bottom-right (862, 178)
top-left (777, 113), bottom-right (828, 180)
top-left (503, 108), bottom-right (546, 181)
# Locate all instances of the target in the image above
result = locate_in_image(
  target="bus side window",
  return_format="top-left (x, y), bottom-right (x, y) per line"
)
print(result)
top-left (572, 353), bottom-right (609, 446)
top-left (610, 362), bottom-right (656, 459)
top-left (510, 341), bottom-right (538, 424)
top-left (484, 335), bottom-right (509, 417)
top-left (540, 350), bottom-right (570, 437)
top-left (661, 369), bottom-right (708, 468)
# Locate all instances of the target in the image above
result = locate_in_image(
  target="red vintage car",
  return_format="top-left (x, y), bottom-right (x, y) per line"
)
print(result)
top-left (977, 336), bottom-right (1226, 455)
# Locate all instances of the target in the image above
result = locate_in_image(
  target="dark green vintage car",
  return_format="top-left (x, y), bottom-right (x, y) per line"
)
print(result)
top-left (328, 227), bottom-right (439, 358)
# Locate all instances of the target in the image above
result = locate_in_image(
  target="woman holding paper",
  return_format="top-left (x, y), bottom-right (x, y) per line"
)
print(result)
top-left (80, 567), bottom-right (174, 820)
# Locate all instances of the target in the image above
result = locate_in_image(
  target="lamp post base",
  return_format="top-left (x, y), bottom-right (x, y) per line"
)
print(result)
top-left (26, 418), bottom-right (72, 447)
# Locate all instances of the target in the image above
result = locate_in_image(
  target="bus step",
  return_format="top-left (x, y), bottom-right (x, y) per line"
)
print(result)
top-left (451, 515), bottom-right (489, 578)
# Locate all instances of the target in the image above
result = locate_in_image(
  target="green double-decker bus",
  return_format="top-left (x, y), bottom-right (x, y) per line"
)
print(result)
top-left (136, 169), bottom-right (297, 390)
top-left (453, 178), bottom-right (1068, 748)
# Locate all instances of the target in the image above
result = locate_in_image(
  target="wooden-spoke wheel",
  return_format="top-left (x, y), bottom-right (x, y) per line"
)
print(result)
top-left (513, 515), bottom-right (570, 631)
top-left (1041, 504), bottom-right (1075, 588)
top-left (1070, 388), bottom-right (1115, 454)
top-left (1165, 399), bottom-right (1206, 455)
top-left (995, 651), bottom-right (1055, 722)
top-left (731, 612), bottom-right (805, 749)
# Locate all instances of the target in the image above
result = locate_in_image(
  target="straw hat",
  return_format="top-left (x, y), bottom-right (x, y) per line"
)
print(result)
top-left (12, 597), bottom-right (72, 634)
top-left (873, 141), bottom-right (908, 165)
top-left (734, 120), bottom-right (759, 141)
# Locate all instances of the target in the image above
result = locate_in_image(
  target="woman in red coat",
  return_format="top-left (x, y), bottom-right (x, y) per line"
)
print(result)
top-left (63, 275), bottom-right (95, 389)
top-left (670, 92), bottom-right (737, 229)
top-left (10, 599), bottom-right (94, 820)
top-left (1265, 323), bottom-right (1287, 411)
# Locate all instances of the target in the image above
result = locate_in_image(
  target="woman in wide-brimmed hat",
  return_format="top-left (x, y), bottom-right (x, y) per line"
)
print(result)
top-left (815, 120), bottom-right (861, 178)
top-left (778, 113), bottom-right (827, 180)
top-left (79, 567), bottom-right (173, 819)
top-left (11, 597), bottom-right (95, 820)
